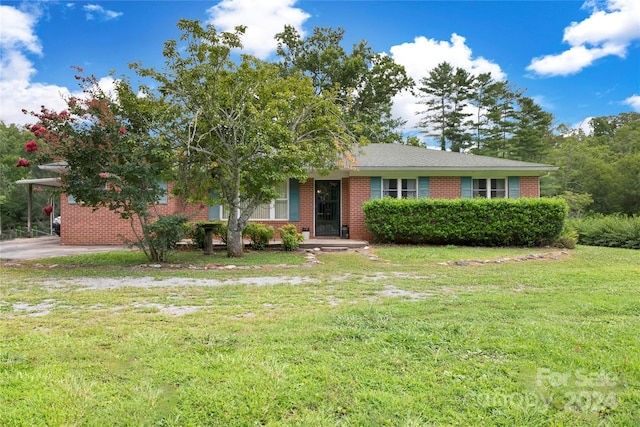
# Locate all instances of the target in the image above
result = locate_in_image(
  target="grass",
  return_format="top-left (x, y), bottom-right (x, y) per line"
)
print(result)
top-left (1, 245), bottom-right (639, 426)
top-left (18, 247), bottom-right (308, 267)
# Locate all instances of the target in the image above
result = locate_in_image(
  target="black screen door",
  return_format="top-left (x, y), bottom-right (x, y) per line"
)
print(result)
top-left (315, 180), bottom-right (340, 237)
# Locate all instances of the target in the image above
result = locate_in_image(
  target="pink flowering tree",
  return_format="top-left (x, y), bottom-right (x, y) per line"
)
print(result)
top-left (23, 68), bottom-right (182, 262)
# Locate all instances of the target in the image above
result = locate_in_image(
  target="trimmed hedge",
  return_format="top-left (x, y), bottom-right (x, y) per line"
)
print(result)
top-left (363, 198), bottom-right (567, 246)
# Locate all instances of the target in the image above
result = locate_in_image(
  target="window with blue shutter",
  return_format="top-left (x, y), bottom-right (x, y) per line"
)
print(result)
top-left (208, 190), bottom-right (221, 220)
top-left (157, 181), bottom-right (168, 204)
top-left (289, 178), bottom-right (300, 221)
top-left (370, 177), bottom-right (382, 199)
top-left (461, 177), bottom-right (472, 198)
top-left (418, 177), bottom-right (430, 198)
top-left (508, 177), bottom-right (520, 198)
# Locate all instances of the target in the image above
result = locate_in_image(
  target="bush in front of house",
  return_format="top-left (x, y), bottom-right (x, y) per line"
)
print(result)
top-left (279, 224), bottom-right (304, 251)
top-left (363, 198), bottom-right (567, 247)
top-left (190, 222), bottom-right (274, 250)
top-left (244, 223), bottom-right (275, 250)
top-left (567, 214), bottom-right (640, 249)
top-left (142, 214), bottom-right (189, 262)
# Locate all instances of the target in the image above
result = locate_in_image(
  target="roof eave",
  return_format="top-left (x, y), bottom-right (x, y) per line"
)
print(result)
top-left (350, 166), bottom-right (559, 172)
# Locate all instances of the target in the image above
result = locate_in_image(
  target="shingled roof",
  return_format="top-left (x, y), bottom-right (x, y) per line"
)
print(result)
top-left (351, 144), bottom-right (557, 172)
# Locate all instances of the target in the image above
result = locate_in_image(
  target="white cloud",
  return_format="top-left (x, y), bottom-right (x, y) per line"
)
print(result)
top-left (0, 5), bottom-right (80, 126)
top-left (0, 5), bottom-right (42, 54)
top-left (83, 4), bottom-right (123, 21)
top-left (624, 94), bottom-right (640, 112)
top-left (388, 33), bottom-right (506, 131)
top-left (527, 0), bottom-right (640, 76)
top-left (571, 116), bottom-right (595, 135)
top-left (206, 0), bottom-right (310, 59)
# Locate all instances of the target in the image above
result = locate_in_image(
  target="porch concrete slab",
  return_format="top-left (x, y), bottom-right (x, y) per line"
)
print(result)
top-left (299, 239), bottom-right (368, 249)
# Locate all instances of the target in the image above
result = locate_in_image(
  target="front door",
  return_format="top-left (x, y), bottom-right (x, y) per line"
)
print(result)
top-left (315, 180), bottom-right (341, 237)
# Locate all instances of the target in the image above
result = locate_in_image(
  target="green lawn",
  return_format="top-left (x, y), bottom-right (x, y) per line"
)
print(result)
top-left (1, 245), bottom-right (639, 426)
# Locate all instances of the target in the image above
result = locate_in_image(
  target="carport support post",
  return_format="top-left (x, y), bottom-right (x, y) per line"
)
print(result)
top-left (27, 184), bottom-right (32, 237)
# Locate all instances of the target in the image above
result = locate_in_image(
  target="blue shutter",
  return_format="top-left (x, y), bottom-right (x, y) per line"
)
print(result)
top-left (508, 177), bottom-right (521, 199)
top-left (461, 177), bottom-right (472, 198)
top-left (289, 178), bottom-right (300, 221)
top-left (158, 181), bottom-right (168, 204)
top-left (418, 177), bottom-right (430, 198)
top-left (370, 177), bottom-right (382, 199)
top-left (208, 190), bottom-right (221, 220)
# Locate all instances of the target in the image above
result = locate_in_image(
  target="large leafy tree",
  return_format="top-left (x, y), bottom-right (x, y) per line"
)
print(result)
top-left (134, 20), bottom-right (355, 258)
top-left (546, 112), bottom-right (640, 214)
top-left (276, 25), bottom-right (413, 144)
top-left (24, 70), bottom-right (178, 261)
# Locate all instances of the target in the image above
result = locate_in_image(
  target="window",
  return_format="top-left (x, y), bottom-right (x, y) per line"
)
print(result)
top-left (473, 178), bottom-right (506, 199)
top-left (383, 179), bottom-right (417, 199)
top-left (157, 181), bottom-right (168, 205)
top-left (221, 181), bottom-right (289, 220)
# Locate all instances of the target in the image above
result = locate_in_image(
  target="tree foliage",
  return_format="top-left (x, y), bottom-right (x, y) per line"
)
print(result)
top-left (23, 69), bottom-right (180, 262)
top-left (545, 112), bottom-right (640, 215)
top-left (416, 62), bottom-right (551, 159)
top-left (276, 25), bottom-right (413, 145)
top-left (0, 122), bottom-right (55, 232)
top-left (134, 20), bottom-right (357, 257)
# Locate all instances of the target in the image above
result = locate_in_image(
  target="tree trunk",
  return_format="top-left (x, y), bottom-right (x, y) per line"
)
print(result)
top-left (226, 227), bottom-right (244, 257)
top-left (226, 205), bottom-right (245, 258)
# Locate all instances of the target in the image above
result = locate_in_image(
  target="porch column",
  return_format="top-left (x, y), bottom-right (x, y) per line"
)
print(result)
top-left (27, 184), bottom-right (33, 237)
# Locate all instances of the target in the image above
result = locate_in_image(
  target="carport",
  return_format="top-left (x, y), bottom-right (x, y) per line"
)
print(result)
top-left (14, 177), bottom-right (62, 236)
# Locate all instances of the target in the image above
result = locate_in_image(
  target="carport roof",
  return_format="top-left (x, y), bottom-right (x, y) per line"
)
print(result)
top-left (15, 177), bottom-right (62, 187)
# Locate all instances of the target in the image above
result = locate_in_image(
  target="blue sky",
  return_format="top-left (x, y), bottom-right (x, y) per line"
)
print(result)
top-left (1, 0), bottom-right (639, 136)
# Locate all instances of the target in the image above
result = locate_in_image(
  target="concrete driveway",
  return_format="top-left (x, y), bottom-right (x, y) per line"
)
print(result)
top-left (0, 236), bottom-right (128, 261)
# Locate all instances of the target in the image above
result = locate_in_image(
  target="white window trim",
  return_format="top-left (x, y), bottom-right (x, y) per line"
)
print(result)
top-left (472, 178), bottom-right (507, 199)
top-left (382, 178), bottom-right (418, 199)
top-left (221, 181), bottom-right (289, 221)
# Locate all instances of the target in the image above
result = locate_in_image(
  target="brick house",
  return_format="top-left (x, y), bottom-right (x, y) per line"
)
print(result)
top-left (54, 143), bottom-right (557, 245)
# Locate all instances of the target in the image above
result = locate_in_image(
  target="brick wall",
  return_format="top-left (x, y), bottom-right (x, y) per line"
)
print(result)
top-left (345, 176), bottom-right (374, 241)
top-left (520, 176), bottom-right (540, 197)
top-left (341, 178), bottom-right (350, 237)
top-left (60, 183), bottom-right (206, 245)
top-left (61, 175), bottom-right (542, 245)
top-left (430, 177), bottom-right (462, 198)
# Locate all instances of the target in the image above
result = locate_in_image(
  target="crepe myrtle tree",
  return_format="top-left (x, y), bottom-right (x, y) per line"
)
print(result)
top-left (23, 69), bottom-right (183, 262)
top-left (133, 20), bottom-right (357, 258)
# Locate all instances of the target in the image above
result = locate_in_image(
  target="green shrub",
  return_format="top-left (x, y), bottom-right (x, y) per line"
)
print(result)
top-left (244, 223), bottom-right (275, 250)
top-left (567, 214), bottom-right (640, 249)
top-left (141, 214), bottom-right (189, 262)
top-left (555, 225), bottom-right (578, 249)
top-left (363, 198), bottom-right (567, 247)
top-left (217, 223), bottom-right (228, 244)
top-left (279, 224), bottom-right (303, 251)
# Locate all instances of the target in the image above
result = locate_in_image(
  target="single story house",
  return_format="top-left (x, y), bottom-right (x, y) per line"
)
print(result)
top-left (46, 143), bottom-right (558, 245)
